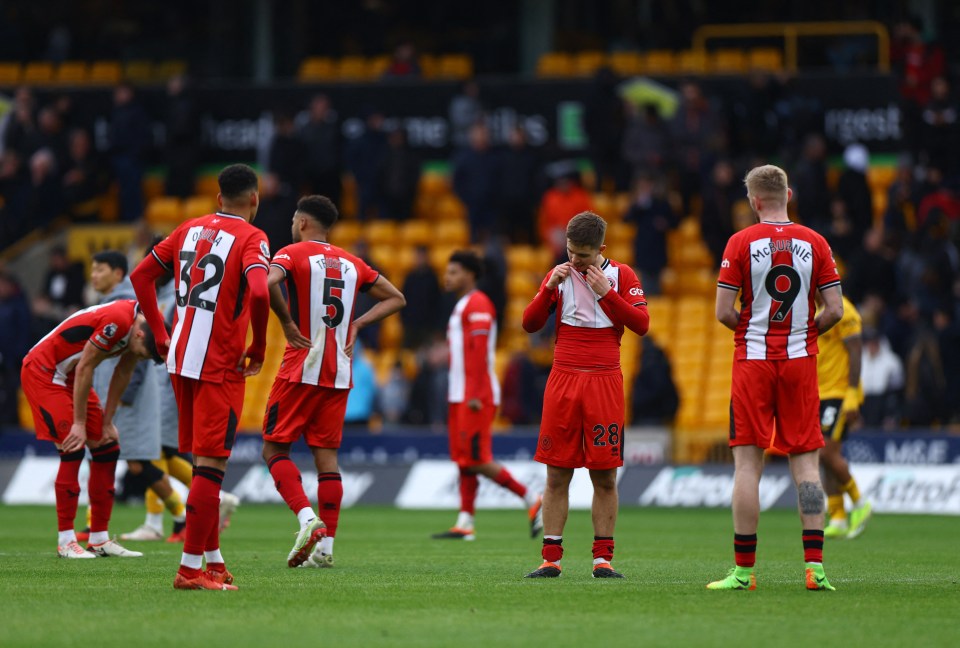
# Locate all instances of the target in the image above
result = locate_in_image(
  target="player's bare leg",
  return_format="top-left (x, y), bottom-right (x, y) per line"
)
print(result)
top-left (262, 440), bottom-right (325, 567)
top-left (589, 468), bottom-right (623, 578)
top-left (789, 450), bottom-right (835, 590)
top-left (708, 445), bottom-right (763, 590)
top-left (525, 465), bottom-right (572, 578)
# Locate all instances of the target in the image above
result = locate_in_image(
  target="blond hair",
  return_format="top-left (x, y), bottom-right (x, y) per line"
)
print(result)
top-left (744, 164), bottom-right (789, 208)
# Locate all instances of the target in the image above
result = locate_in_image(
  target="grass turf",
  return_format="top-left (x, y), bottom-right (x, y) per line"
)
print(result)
top-left (0, 504), bottom-right (957, 647)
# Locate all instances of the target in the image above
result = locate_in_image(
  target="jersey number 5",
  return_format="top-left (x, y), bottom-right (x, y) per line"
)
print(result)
top-left (177, 250), bottom-right (225, 312)
top-left (322, 277), bottom-right (345, 328)
top-left (764, 264), bottom-right (801, 322)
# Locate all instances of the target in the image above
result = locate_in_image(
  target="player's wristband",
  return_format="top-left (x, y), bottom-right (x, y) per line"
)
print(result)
top-left (841, 387), bottom-right (860, 412)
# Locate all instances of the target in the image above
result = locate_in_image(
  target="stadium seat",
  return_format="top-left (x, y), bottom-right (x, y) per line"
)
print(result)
top-left (123, 60), bottom-right (153, 83)
top-left (337, 56), bottom-right (368, 81)
top-left (607, 51), bottom-right (643, 77)
top-left (18, 389), bottom-right (34, 430)
top-left (334, 220), bottom-right (362, 248)
top-left (54, 61), bottom-right (88, 84)
top-left (573, 51), bottom-right (606, 77)
top-left (88, 61), bottom-right (121, 84)
top-left (592, 193), bottom-right (614, 220)
top-left (748, 48), bottom-right (784, 72)
top-left (867, 166), bottom-right (896, 192)
top-left (606, 222), bottom-right (637, 246)
top-left (193, 174), bottom-right (220, 197)
top-left (298, 57), bottom-right (336, 82)
top-left (641, 50), bottom-right (676, 75)
top-left (435, 220), bottom-right (469, 246)
top-left (434, 195), bottom-right (467, 222)
top-left (612, 193), bottom-right (631, 221)
top-left (22, 61), bottom-right (54, 84)
top-left (183, 195), bottom-right (216, 221)
top-left (506, 272), bottom-right (539, 298)
top-left (537, 52), bottom-right (574, 78)
top-left (141, 175), bottom-right (166, 204)
top-left (155, 60), bottom-right (187, 79)
top-left (364, 221), bottom-right (398, 246)
top-left (506, 245), bottom-right (538, 273)
top-left (711, 49), bottom-right (747, 74)
top-left (367, 56), bottom-right (390, 78)
top-left (400, 220), bottom-right (433, 247)
top-left (677, 50), bottom-right (709, 75)
top-left (419, 173), bottom-right (451, 197)
top-left (145, 197), bottom-right (183, 227)
top-left (0, 62), bottom-right (22, 85)
top-left (428, 244), bottom-right (459, 275)
top-left (606, 243), bottom-right (634, 266)
top-left (379, 315), bottom-right (403, 350)
top-left (437, 54), bottom-right (473, 79)
top-left (418, 55), bottom-right (439, 79)
top-left (67, 225), bottom-right (138, 270)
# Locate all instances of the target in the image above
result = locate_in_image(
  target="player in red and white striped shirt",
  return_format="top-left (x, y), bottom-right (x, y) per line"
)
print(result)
top-left (708, 164), bottom-right (843, 592)
top-left (431, 250), bottom-right (543, 542)
top-left (262, 195), bottom-right (405, 568)
top-left (131, 164), bottom-right (271, 591)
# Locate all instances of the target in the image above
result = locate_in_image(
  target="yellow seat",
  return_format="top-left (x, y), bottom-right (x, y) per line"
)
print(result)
top-left (606, 222), bottom-right (637, 246)
top-left (606, 243), bottom-right (634, 266)
top-left (573, 51), bottom-right (606, 77)
top-left (592, 193), bottom-right (614, 220)
top-left (612, 193), bottom-right (631, 221)
top-left (677, 50), bottom-right (709, 74)
top-left (183, 195), bottom-right (217, 221)
top-left (867, 166), bottom-right (897, 192)
top-left (711, 49), bottom-right (747, 74)
top-left (194, 174), bottom-right (220, 197)
top-left (642, 50), bottom-right (676, 75)
top-left (364, 221), bottom-right (398, 247)
top-left (419, 173), bottom-right (451, 197)
top-left (337, 56), bottom-right (368, 80)
top-left (145, 197), bottom-right (183, 226)
top-left (437, 54), bottom-right (473, 79)
top-left (18, 389), bottom-right (34, 430)
top-left (0, 62), bottom-right (22, 85)
top-left (537, 52), bottom-right (574, 78)
top-left (506, 245), bottom-right (538, 273)
top-left (22, 62), bottom-right (54, 84)
top-left (89, 61), bottom-right (121, 84)
top-left (155, 60), bottom-right (187, 80)
top-left (379, 316), bottom-right (403, 350)
top-left (67, 225), bottom-right (138, 271)
top-left (429, 245), bottom-right (459, 275)
top-left (54, 61), bottom-right (88, 84)
top-left (334, 220), bottom-right (362, 248)
top-left (400, 220), bottom-right (433, 247)
top-left (435, 220), bottom-right (469, 246)
top-left (123, 60), bottom-right (153, 83)
top-left (506, 272), bottom-right (539, 298)
top-left (366, 56), bottom-right (390, 78)
top-left (748, 48), bottom-right (783, 72)
top-left (608, 51), bottom-right (643, 77)
top-left (298, 57), bottom-right (336, 82)
top-left (142, 176), bottom-right (166, 203)
top-left (435, 195), bottom-right (467, 222)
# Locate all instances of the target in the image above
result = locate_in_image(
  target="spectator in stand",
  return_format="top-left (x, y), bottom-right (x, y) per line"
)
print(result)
top-left (916, 167), bottom-right (960, 227)
top-left (2, 87), bottom-right (37, 160)
top-left (903, 319), bottom-right (949, 426)
top-left (258, 111), bottom-right (307, 252)
top-left (404, 337), bottom-right (449, 430)
top-left (0, 150), bottom-right (30, 248)
top-left (108, 83), bottom-right (151, 222)
top-left (448, 80), bottom-right (483, 150)
top-left (700, 159), bottom-right (739, 268)
top-left (452, 122), bottom-right (499, 241)
top-left (584, 67), bottom-right (627, 192)
top-left (934, 305), bottom-right (960, 423)
top-left (298, 94), bottom-right (342, 206)
top-left (344, 343), bottom-right (378, 427)
top-left (27, 148), bottom-right (63, 229)
top-left (0, 271), bottom-right (32, 425)
top-left (32, 245), bottom-right (85, 334)
top-left (345, 108), bottom-right (388, 221)
top-left (860, 328), bottom-right (904, 429)
top-left (837, 144), bottom-right (874, 243)
top-left (379, 360), bottom-right (411, 425)
top-left (537, 164), bottom-right (593, 262)
top-left (498, 126), bottom-right (542, 244)
top-left (670, 80), bottom-right (722, 215)
top-left (622, 103), bottom-right (671, 180)
top-left (383, 41), bottom-right (422, 77)
top-left (844, 227), bottom-right (899, 305)
top-left (824, 197), bottom-right (858, 264)
top-left (623, 171), bottom-right (678, 294)
top-left (401, 246), bottom-right (443, 349)
top-left (34, 106), bottom-right (68, 170)
top-left (630, 336), bottom-right (679, 426)
top-left (163, 75), bottom-right (200, 199)
top-left (921, 77), bottom-right (958, 175)
top-left (62, 128), bottom-right (108, 222)
top-left (891, 16), bottom-right (945, 159)
top-left (884, 159), bottom-right (922, 236)
top-left (377, 128), bottom-right (420, 221)
top-left (792, 134), bottom-right (831, 231)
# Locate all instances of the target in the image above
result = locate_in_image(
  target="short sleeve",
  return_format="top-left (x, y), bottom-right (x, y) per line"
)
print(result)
top-left (717, 235), bottom-right (742, 291)
top-left (244, 232), bottom-right (271, 275)
top-left (814, 238), bottom-right (842, 290)
top-left (150, 227), bottom-right (182, 273)
top-left (90, 307), bottom-right (134, 353)
top-left (355, 256), bottom-right (380, 292)
top-left (617, 264), bottom-right (646, 306)
top-left (464, 296), bottom-right (495, 335)
top-left (270, 244), bottom-right (295, 277)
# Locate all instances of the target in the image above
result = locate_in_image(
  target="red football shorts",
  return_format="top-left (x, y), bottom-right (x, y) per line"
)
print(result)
top-left (535, 367), bottom-right (624, 470)
top-left (447, 401), bottom-right (496, 468)
top-left (262, 379), bottom-right (349, 448)
top-left (21, 362), bottom-right (103, 445)
top-left (170, 373), bottom-right (244, 458)
top-left (730, 355), bottom-right (823, 454)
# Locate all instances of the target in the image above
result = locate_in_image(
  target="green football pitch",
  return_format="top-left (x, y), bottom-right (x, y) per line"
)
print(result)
top-left (1, 504), bottom-right (957, 647)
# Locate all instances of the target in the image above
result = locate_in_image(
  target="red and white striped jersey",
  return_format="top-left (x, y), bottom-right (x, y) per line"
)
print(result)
top-left (150, 213), bottom-right (270, 382)
top-left (24, 299), bottom-right (139, 386)
top-left (272, 240), bottom-right (380, 389)
top-left (537, 258), bottom-right (646, 371)
top-left (717, 221), bottom-right (841, 360)
top-left (447, 290), bottom-right (500, 405)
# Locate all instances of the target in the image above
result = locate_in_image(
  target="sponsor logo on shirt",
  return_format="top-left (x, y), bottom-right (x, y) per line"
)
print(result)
top-left (629, 287), bottom-right (644, 297)
top-left (467, 312), bottom-right (493, 323)
top-left (274, 253), bottom-right (291, 261)
top-left (721, 258), bottom-right (731, 268)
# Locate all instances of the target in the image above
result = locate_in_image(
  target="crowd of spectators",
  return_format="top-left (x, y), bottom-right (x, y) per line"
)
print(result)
top-left (1, 16), bottom-right (958, 430)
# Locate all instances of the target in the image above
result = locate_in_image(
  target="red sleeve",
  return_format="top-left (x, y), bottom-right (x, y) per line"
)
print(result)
top-left (269, 245), bottom-right (295, 277)
top-left (717, 233), bottom-right (743, 292)
top-left (616, 264), bottom-right (647, 306)
top-left (463, 296), bottom-right (494, 401)
top-left (130, 255), bottom-right (172, 350)
top-left (354, 255), bottom-right (381, 292)
top-left (522, 272), bottom-right (558, 333)
top-left (245, 265), bottom-right (269, 363)
top-left (89, 304), bottom-right (135, 353)
top-left (598, 288), bottom-right (649, 335)
top-left (244, 232), bottom-right (271, 276)
top-left (814, 236), bottom-right (842, 291)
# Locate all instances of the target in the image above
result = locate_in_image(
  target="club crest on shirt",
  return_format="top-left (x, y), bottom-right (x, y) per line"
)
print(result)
top-left (103, 323), bottom-right (118, 338)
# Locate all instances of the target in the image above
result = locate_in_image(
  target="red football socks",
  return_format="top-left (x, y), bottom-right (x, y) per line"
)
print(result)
top-left (542, 536), bottom-right (563, 563)
top-left (734, 533), bottom-right (758, 568)
top-left (459, 469), bottom-right (478, 515)
top-left (55, 449), bottom-right (84, 532)
top-left (802, 529), bottom-right (824, 563)
top-left (267, 454), bottom-right (311, 514)
top-left (592, 536), bottom-right (614, 562)
top-left (493, 467), bottom-right (528, 498)
top-left (88, 442), bottom-right (120, 533)
top-left (183, 466), bottom-right (223, 557)
top-left (317, 472), bottom-right (343, 537)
